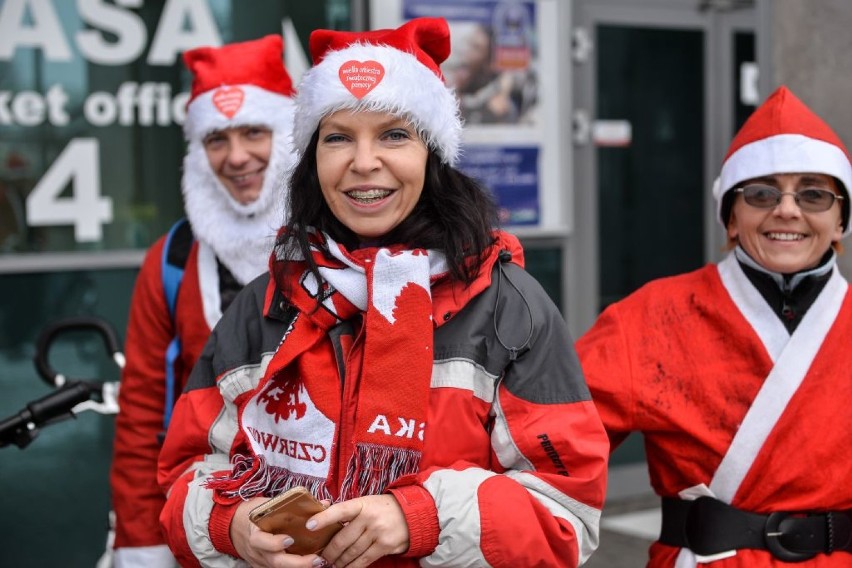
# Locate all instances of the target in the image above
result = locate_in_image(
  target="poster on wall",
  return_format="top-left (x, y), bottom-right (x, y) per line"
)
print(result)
top-left (406, 0), bottom-right (538, 127)
top-left (374, 0), bottom-right (566, 232)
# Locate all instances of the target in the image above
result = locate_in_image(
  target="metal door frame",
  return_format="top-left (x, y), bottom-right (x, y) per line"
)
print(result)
top-left (568, 0), bottom-right (755, 337)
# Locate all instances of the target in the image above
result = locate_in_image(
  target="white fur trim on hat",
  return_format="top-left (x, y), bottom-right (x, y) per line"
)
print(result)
top-left (185, 85), bottom-right (295, 144)
top-left (293, 43), bottom-right (462, 165)
top-left (716, 133), bottom-right (852, 235)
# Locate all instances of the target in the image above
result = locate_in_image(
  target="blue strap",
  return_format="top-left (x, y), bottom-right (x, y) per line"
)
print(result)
top-left (161, 219), bottom-right (189, 317)
top-left (163, 337), bottom-right (181, 429)
top-left (160, 218), bottom-right (191, 431)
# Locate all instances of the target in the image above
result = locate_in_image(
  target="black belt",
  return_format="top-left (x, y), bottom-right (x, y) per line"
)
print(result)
top-left (659, 496), bottom-right (852, 562)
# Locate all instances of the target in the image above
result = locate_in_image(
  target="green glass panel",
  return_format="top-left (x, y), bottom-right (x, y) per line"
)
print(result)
top-left (0, 268), bottom-right (134, 566)
top-left (523, 245), bottom-right (562, 310)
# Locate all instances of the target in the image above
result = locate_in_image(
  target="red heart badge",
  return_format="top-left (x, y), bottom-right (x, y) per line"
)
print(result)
top-left (338, 60), bottom-right (385, 100)
top-left (212, 87), bottom-right (244, 118)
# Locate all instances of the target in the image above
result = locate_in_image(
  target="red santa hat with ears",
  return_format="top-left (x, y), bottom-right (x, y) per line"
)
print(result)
top-left (292, 17), bottom-right (462, 165)
top-left (715, 85), bottom-right (852, 235)
top-left (180, 35), bottom-right (298, 286)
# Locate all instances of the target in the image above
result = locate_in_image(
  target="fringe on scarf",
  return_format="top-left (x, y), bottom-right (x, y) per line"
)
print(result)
top-left (339, 443), bottom-right (422, 501)
top-left (205, 454), bottom-right (332, 503)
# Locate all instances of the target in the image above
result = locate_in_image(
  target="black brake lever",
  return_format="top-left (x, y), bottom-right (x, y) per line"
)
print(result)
top-left (0, 381), bottom-right (95, 449)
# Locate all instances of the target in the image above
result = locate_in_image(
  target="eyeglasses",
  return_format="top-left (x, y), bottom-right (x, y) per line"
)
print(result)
top-left (734, 184), bottom-right (844, 213)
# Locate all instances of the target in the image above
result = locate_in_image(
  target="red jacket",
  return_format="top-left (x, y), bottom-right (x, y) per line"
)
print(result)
top-left (110, 236), bottom-right (225, 552)
top-left (158, 233), bottom-right (609, 567)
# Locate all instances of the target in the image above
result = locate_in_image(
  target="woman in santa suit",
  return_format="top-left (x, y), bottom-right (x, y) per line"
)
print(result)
top-left (109, 35), bottom-right (297, 567)
top-left (577, 85), bottom-right (852, 566)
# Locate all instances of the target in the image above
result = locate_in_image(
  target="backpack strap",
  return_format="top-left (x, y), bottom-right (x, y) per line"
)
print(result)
top-left (160, 218), bottom-right (194, 433)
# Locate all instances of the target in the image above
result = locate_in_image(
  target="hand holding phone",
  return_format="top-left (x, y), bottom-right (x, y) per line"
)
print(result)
top-left (248, 486), bottom-right (343, 555)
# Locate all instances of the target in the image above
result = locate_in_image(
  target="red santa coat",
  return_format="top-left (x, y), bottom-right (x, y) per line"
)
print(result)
top-left (577, 253), bottom-right (852, 567)
top-left (110, 236), bottom-right (223, 550)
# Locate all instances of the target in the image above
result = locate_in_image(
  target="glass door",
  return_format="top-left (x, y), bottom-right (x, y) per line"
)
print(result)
top-left (595, 24), bottom-right (705, 310)
top-left (569, 0), bottom-right (755, 479)
top-left (569, 0), bottom-right (755, 335)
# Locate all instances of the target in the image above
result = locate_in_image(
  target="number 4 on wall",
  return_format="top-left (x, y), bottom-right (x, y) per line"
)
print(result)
top-left (26, 138), bottom-right (114, 243)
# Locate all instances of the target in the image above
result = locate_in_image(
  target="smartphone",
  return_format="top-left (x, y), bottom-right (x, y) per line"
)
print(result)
top-left (248, 486), bottom-right (343, 555)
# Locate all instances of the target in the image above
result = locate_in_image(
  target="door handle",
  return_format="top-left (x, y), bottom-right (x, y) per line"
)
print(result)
top-left (573, 109), bottom-right (591, 145)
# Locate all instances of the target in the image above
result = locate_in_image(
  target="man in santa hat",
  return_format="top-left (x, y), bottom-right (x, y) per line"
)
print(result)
top-left (577, 85), bottom-right (852, 566)
top-left (109, 35), bottom-right (297, 567)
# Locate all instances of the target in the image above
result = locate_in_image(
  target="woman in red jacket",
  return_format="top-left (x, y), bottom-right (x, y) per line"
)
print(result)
top-left (158, 17), bottom-right (609, 568)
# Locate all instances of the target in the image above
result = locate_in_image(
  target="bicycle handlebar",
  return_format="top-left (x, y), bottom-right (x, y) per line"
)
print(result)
top-left (0, 316), bottom-right (125, 449)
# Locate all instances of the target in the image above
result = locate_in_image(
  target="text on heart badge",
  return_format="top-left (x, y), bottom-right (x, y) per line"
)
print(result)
top-left (338, 60), bottom-right (385, 99)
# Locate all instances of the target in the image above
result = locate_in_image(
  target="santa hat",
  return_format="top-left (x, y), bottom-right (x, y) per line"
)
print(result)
top-left (715, 85), bottom-right (852, 234)
top-left (180, 35), bottom-right (297, 285)
top-left (292, 17), bottom-right (462, 165)
top-left (183, 34), bottom-right (295, 143)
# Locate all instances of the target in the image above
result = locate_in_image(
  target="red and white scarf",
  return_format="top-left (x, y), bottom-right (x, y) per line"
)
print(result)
top-left (208, 230), bottom-right (449, 503)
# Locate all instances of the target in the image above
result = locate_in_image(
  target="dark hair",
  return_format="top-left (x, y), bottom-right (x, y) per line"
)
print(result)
top-left (720, 188), bottom-right (737, 231)
top-left (273, 130), bottom-right (499, 298)
top-left (838, 179), bottom-right (851, 233)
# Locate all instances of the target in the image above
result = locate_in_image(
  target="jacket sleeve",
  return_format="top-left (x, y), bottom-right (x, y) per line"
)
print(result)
top-left (575, 301), bottom-right (636, 450)
top-left (110, 237), bottom-right (176, 556)
top-left (157, 369), bottom-right (240, 568)
top-left (392, 265), bottom-right (610, 567)
top-left (157, 275), bottom-right (280, 567)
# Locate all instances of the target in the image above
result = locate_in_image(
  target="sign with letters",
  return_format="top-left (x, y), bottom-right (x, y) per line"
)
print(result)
top-left (0, 0), bottom-right (222, 244)
top-left (0, 0), bottom-right (318, 258)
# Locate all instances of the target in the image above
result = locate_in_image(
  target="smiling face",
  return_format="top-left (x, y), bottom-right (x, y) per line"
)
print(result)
top-left (727, 173), bottom-right (844, 273)
top-left (316, 109), bottom-right (428, 242)
top-left (203, 125), bottom-right (273, 205)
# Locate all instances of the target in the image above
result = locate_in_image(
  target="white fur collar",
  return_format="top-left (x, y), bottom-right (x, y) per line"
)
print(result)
top-left (182, 133), bottom-right (295, 284)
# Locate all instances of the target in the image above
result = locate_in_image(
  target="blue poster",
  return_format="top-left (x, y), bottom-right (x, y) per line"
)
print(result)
top-left (458, 146), bottom-right (539, 226)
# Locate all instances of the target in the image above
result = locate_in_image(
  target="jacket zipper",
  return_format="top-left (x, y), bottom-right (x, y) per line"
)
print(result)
top-left (334, 317), bottom-right (366, 498)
